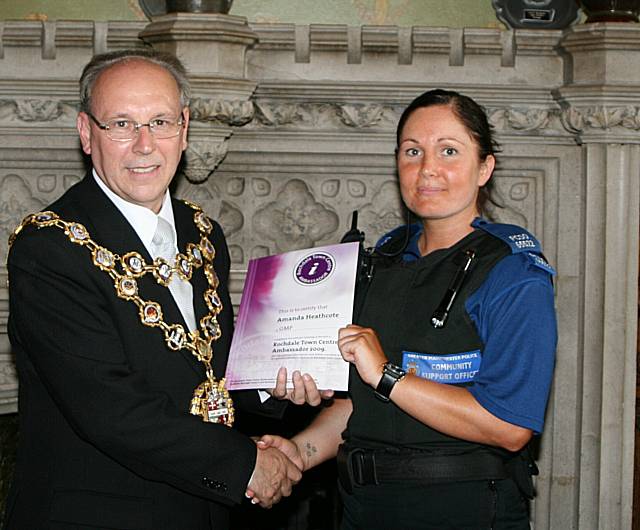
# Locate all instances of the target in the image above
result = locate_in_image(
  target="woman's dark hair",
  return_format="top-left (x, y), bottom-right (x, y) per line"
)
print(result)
top-left (396, 89), bottom-right (501, 217)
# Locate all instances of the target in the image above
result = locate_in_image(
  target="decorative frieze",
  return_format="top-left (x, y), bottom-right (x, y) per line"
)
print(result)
top-left (254, 102), bottom-right (307, 127)
top-left (6, 93), bottom-right (633, 141)
top-left (560, 105), bottom-right (640, 136)
top-left (488, 107), bottom-right (555, 134)
top-left (13, 99), bottom-right (65, 122)
top-left (336, 104), bottom-right (385, 128)
top-left (0, 99), bottom-right (77, 125)
top-left (190, 97), bottom-right (254, 125)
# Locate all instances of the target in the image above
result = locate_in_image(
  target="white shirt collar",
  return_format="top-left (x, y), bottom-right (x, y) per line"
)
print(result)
top-left (92, 169), bottom-right (176, 253)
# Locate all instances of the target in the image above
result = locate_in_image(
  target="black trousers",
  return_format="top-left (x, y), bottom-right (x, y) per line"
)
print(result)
top-left (339, 478), bottom-right (529, 530)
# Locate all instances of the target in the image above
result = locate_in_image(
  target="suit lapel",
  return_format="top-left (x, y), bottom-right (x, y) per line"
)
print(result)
top-left (173, 199), bottom-right (209, 328)
top-left (71, 175), bottom-right (204, 378)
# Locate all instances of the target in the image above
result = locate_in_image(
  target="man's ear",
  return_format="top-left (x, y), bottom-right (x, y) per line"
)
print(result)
top-left (180, 106), bottom-right (190, 152)
top-left (77, 112), bottom-right (92, 155)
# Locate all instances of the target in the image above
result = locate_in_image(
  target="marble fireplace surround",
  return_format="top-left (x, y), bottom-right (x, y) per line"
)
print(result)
top-left (1, 14), bottom-right (639, 529)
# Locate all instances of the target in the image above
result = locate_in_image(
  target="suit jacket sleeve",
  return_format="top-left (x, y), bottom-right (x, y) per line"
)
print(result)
top-left (8, 223), bottom-right (257, 506)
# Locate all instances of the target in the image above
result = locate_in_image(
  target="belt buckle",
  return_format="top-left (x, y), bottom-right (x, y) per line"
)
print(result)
top-left (337, 446), bottom-right (380, 494)
top-left (351, 448), bottom-right (378, 487)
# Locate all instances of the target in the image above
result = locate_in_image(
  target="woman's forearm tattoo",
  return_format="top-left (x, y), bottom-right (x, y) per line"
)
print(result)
top-left (303, 441), bottom-right (318, 460)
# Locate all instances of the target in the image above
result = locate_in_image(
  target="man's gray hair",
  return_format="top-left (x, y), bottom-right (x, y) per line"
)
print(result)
top-left (78, 48), bottom-right (191, 114)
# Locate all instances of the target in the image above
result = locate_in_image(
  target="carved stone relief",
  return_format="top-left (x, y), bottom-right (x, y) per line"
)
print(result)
top-left (335, 104), bottom-right (386, 128)
top-left (0, 174), bottom-right (46, 268)
top-left (560, 105), bottom-right (640, 135)
top-left (3, 95), bottom-right (636, 142)
top-left (488, 107), bottom-right (555, 134)
top-left (251, 178), bottom-right (271, 196)
top-left (190, 98), bottom-right (254, 126)
top-left (253, 179), bottom-right (339, 253)
top-left (175, 177), bottom-right (244, 239)
top-left (252, 102), bottom-right (398, 130)
top-left (0, 361), bottom-right (17, 392)
top-left (0, 99), bottom-right (77, 125)
top-left (182, 139), bottom-right (229, 183)
top-left (356, 180), bottom-right (405, 247)
top-left (210, 101), bottom-right (640, 140)
top-left (487, 174), bottom-right (536, 229)
top-left (188, 160), bottom-right (542, 266)
top-left (320, 179), bottom-right (340, 198)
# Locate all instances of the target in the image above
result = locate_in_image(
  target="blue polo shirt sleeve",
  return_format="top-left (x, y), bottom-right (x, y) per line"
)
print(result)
top-left (465, 252), bottom-right (557, 433)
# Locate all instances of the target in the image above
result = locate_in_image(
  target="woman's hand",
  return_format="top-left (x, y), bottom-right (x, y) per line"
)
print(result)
top-left (268, 367), bottom-right (334, 405)
top-left (338, 324), bottom-right (388, 388)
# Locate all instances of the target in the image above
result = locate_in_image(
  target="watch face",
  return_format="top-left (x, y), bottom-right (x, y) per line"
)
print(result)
top-left (492, 0), bottom-right (580, 29)
top-left (384, 362), bottom-right (406, 378)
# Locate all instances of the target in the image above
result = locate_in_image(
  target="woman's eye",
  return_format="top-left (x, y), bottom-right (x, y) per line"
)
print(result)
top-left (405, 147), bottom-right (421, 157)
top-left (442, 147), bottom-right (457, 156)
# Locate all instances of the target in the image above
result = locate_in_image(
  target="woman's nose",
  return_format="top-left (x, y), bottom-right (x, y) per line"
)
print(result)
top-left (419, 156), bottom-right (436, 177)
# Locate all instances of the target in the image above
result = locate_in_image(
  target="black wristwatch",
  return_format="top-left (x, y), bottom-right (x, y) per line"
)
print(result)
top-left (374, 362), bottom-right (406, 402)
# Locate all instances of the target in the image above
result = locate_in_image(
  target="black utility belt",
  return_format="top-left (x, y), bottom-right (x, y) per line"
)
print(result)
top-left (337, 444), bottom-right (509, 494)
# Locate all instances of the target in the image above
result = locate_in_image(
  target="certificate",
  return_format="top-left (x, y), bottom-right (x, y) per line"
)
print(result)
top-left (225, 242), bottom-right (359, 391)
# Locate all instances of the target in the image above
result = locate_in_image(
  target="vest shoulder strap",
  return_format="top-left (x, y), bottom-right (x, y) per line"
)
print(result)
top-left (472, 218), bottom-right (541, 253)
top-left (472, 218), bottom-right (556, 275)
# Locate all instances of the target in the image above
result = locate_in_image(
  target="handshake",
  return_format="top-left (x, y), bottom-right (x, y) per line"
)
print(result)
top-left (245, 434), bottom-right (306, 509)
top-left (244, 366), bottom-right (335, 508)
top-left (242, 324), bottom-right (372, 508)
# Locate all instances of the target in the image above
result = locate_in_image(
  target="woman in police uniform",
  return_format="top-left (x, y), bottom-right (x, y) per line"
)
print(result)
top-left (255, 89), bottom-right (556, 529)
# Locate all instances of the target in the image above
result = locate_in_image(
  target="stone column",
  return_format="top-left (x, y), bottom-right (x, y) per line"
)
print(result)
top-left (558, 22), bottom-right (640, 530)
top-left (139, 13), bottom-right (258, 192)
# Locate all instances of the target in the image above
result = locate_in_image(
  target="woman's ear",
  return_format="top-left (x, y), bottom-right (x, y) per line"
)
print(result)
top-left (478, 154), bottom-right (496, 187)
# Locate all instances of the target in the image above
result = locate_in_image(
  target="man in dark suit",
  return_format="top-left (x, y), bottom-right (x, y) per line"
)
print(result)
top-left (3, 48), bottom-right (304, 530)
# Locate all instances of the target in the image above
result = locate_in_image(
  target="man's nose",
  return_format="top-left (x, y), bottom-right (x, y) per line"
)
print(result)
top-left (131, 124), bottom-right (156, 154)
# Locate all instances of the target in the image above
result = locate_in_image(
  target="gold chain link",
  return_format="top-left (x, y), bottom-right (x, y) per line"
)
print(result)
top-left (8, 203), bottom-right (235, 426)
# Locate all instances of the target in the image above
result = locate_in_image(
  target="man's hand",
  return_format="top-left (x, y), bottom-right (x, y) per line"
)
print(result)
top-left (256, 435), bottom-right (304, 471)
top-left (245, 446), bottom-right (302, 508)
top-left (269, 367), bottom-right (334, 406)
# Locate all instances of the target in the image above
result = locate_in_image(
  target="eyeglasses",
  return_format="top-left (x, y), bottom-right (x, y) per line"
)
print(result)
top-left (87, 112), bottom-right (185, 141)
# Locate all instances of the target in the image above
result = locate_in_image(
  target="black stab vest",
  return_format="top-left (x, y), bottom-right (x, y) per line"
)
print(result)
top-left (345, 228), bottom-right (511, 451)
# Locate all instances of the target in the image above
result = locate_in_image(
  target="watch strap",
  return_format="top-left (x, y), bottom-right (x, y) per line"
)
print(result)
top-left (374, 362), bottom-right (405, 402)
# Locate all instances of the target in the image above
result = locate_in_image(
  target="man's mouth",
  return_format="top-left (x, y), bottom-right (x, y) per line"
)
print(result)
top-left (129, 165), bottom-right (159, 174)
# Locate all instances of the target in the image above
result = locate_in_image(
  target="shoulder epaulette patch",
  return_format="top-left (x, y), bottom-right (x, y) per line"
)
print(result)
top-left (472, 218), bottom-right (541, 254)
top-left (526, 252), bottom-right (556, 275)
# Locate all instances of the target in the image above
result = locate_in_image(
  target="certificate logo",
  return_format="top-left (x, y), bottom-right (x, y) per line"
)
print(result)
top-left (294, 252), bottom-right (335, 285)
